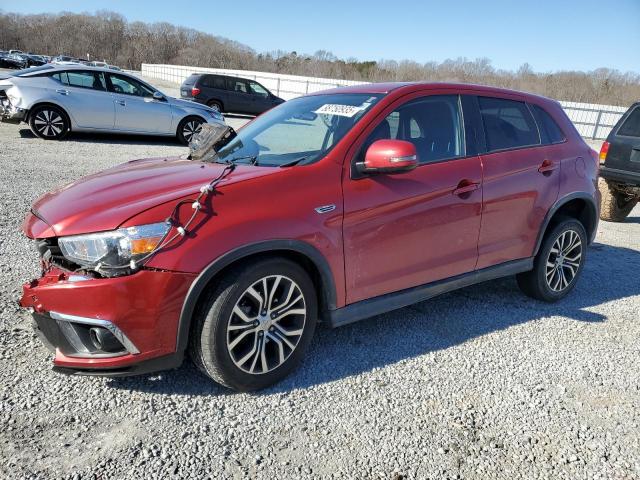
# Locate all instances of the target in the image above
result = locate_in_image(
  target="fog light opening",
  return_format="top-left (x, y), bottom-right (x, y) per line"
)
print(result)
top-left (89, 327), bottom-right (125, 353)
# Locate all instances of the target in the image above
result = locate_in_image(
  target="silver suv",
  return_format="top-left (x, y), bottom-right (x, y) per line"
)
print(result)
top-left (0, 65), bottom-right (225, 144)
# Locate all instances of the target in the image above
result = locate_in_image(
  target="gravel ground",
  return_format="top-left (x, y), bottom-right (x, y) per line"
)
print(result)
top-left (0, 117), bottom-right (639, 480)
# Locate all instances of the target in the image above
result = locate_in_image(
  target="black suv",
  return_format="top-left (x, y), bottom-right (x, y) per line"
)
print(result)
top-left (180, 73), bottom-right (284, 115)
top-left (598, 102), bottom-right (640, 221)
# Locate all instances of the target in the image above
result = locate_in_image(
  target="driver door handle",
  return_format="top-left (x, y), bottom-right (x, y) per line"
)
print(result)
top-left (115, 99), bottom-right (126, 106)
top-left (452, 180), bottom-right (480, 196)
top-left (56, 89), bottom-right (69, 95)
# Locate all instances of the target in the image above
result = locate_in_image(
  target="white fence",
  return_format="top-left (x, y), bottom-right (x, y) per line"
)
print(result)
top-left (559, 101), bottom-right (627, 140)
top-left (142, 63), bottom-right (627, 141)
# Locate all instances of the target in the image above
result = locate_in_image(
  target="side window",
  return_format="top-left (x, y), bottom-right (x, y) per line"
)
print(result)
top-left (618, 107), bottom-right (640, 137)
top-left (362, 95), bottom-right (464, 164)
top-left (109, 74), bottom-right (155, 97)
top-left (386, 111), bottom-right (400, 139)
top-left (479, 97), bottom-right (540, 151)
top-left (212, 76), bottom-right (226, 89)
top-left (530, 104), bottom-right (566, 144)
top-left (200, 76), bottom-right (213, 88)
top-left (228, 79), bottom-right (248, 93)
top-left (50, 72), bottom-right (64, 83)
top-left (249, 82), bottom-right (268, 96)
top-left (201, 75), bottom-right (225, 89)
top-left (51, 71), bottom-right (105, 91)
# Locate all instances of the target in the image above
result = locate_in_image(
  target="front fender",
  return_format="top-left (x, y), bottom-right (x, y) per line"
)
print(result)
top-left (174, 239), bottom-right (338, 353)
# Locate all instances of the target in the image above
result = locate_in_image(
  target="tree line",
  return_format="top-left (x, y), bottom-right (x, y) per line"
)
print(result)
top-left (1, 10), bottom-right (638, 106)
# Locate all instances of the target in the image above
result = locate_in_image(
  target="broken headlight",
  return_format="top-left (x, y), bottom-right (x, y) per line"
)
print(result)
top-left (58, 222), bottom-right (170, 273)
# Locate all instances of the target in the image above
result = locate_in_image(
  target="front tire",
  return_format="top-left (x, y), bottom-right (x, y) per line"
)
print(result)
top-left (189, 258), bottom-right (317, 391)
top-left (29, 105), bottom-right (70, 140)
top-left (177, 116), bottom-right (204, 145)
top-left (598, 178), bottom-right (638, 222)
top-left (517, 218), bottom-right (587, 302)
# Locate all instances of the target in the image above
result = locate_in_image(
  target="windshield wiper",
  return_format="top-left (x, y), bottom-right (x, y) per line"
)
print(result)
top-left (216, 154), bottom-right (258, 166)
top-left (279, 156), bottom-right (307, 168)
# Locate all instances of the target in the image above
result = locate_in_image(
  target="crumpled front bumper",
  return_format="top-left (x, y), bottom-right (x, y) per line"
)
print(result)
top-left (19, 266), bottom-right (197, 376)
top-left (0, 97), bottom-right (27, 124)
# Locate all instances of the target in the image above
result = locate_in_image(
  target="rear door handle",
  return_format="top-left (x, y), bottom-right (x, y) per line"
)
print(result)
top-left (452, 181), bottom-right (480, 196)
top-left (115, 100), bottom-right (126, 106)
top-left (56, 89), bottom-right (69, 95)
top-left (538, 159), bottom-right (557, 174)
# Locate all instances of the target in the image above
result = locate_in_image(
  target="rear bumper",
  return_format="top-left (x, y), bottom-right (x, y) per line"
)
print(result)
top-left (600, 166), bottom-right (640, 185)
top-left (20, 267), bottom-right (197, 375)
top-left (0, 99), bottom-right (27, 124)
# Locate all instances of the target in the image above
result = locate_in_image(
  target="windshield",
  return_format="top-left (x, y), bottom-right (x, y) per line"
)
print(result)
top-left (214, 93), bottom-right (382, 167)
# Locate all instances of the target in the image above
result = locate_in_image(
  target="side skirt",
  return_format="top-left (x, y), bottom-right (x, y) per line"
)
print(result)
top-left (328, 258), bottom-right (533, 328)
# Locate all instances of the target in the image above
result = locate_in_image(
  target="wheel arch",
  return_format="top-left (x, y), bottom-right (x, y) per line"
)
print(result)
top-left (533, 193), bottom-right (598, 256)
top-left (176, 114), bottom-right (207, 133)
top-left (27, 101), bottom-right (73, 128)
top-left (175, 240), bottom-right (337, 353)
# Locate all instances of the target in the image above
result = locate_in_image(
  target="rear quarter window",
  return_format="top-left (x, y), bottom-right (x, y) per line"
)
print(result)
top-left (530, 104), bottom-right (566, 144)
top-left (183, 74), bottom-right (200, 86)
top-left (617, 107), bottom-right (640, 137)
top-left (479, 97), bottom-right (540, 152)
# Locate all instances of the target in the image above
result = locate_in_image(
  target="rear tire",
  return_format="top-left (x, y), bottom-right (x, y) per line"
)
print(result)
top-left (517, 218), bottom-right (587, 302)
top-left (598, 177), bottom-right (638, 222)
top-left (28, 105), bottom-right (70, 140)
top-left (189, 258), bottom-right (317, 391)
top-left (177, 116), bottom-right (204, 145)
top-left (207, 100), bottom-right (223, 113)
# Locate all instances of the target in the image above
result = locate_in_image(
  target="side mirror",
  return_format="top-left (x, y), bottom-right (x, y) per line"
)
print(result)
top-left (357, 139), bottom-right (418, 175)
top-left (152, 91), bottom-right (165, 101)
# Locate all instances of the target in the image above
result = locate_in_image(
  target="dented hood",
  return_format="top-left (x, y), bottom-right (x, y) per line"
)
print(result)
top-left (24, 156), bottom-right (277, 238)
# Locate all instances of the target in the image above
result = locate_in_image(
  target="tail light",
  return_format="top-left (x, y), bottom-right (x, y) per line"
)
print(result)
top-left (191, 87), bottom-right (201, 96)
top-left (599, 141), bottom-right (609, 164)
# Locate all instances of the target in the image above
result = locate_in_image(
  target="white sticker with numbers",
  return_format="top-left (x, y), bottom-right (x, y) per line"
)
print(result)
top-left (314, 104), bottom-right (364, 117)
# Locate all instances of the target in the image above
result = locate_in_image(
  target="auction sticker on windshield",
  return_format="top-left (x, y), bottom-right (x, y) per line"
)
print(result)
top-left (314, 104), bottom-right (366, 117)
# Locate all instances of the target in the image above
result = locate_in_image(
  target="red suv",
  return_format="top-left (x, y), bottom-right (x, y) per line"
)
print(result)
top-left (19, 83), bottom-right (599, 391)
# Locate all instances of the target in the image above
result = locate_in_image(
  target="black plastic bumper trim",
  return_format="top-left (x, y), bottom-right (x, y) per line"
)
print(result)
top-left (599, 166), bottom-right (640, 185)
top-left (328, 258), bottom-right (534, 328)
top-left (52, 352), bottom-right (184, 378)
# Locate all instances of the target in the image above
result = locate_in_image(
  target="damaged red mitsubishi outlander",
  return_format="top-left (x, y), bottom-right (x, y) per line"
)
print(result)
top-left (20, 83), bottom-right (600, 391)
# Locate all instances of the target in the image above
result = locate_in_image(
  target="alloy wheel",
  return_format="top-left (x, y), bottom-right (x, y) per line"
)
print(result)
top-left (226, 275), bottom-right (306, 375)
top-left (545, 229), bottom-right (582, 292)
top-left (182, 120), bottom-right (202, 143)
top-left (33, 109), bottom-right (64, 138)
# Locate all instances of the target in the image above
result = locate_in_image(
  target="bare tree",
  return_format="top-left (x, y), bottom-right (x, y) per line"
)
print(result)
top-left (1, 10), bottom-right (638, 106)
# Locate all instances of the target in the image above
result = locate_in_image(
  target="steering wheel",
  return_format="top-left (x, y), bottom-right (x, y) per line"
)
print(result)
top-left (112, 84), bottom-right (124, 94)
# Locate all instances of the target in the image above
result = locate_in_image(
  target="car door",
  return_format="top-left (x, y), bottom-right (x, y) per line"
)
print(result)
top-left (225, 78), bottom-right (251, 114)
top-left (201, 75), bottom-right (227, 108)
top-left (342, 93), bottom-right (483, 304)
top-left (247, 81), bottom-right (274, 114)
top-left (49, 70), bottom-right (114, 129)
top-left (474, 96), bottom-right (560, 269)
top-left (107, 73), bottom-right (173, 133)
